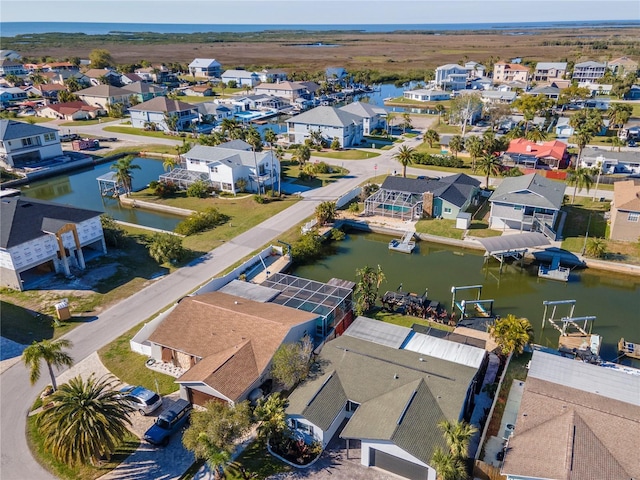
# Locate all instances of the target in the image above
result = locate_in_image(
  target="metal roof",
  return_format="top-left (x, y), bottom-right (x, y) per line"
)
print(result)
top-left (344, 316), bottom-right (412, 349)
top-left (476, 232), bottom-right (550, 255)
top-left (218, 280), bottom-right (281, 303)
top-left (403, 332), bottom-right (486, 368)
top-left (528, 350), bottom-right (640, 406)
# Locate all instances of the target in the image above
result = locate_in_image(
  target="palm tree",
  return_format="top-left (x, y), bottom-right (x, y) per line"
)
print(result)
top-left (254, 393), bottom-right (289, 443)
top-left (386, 112), bottom-right (396, 136)
top-left (394, 145), bottom-right (415, 178)
top-left (525, 127), bottom-right (547, 142)
top-left (607, 103), bottom-right (632, 131)
top-left (219, 82), bottom-right (227, 98)
top-left (245, 128), bottom-right (263, 194)
top-left (430, 447), bottom-right (467, 480)
top-left (30, 72), bottom-right (47, 86)
top-left (110, 155), bottom-right (141, 196)
top-left (465, 135), bottom-right (483, 172)
top-left (309, 129), bottom-right (324, 149)
top-left (435, 104), bottom-right (446, 125)
top-left (611, 136), bottom-right (625, 152)
top-left (566, 167), bottom-right (594, 204)
top-left (264, 128), bottom-right (277, 150)
top-left (423, 129), bottom-right (440, 149)
top-left (292, 144), bottom-right (311, 166)
top-left (585, 237), bottom-right (607, 259)
top-left (36, 375), bottom-right (133, 466)
top-left (438, 420), bottom-right (478, 458)
top-left (22, 339), bottom-right (74, 391)
top-left (448, 135), bottom-right (464, 159)
top-left (478, 153), bottom-right (502, 188)
top-left (163, 156), bottom-right (179, 172)
top-left (488, 314), bottom-right (534, 356)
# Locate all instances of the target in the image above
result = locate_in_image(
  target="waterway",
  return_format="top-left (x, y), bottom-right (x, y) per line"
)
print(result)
top-left (20, 157), bottom-right (183, 231)
top-left (293, 231), bottom-right (640, 365)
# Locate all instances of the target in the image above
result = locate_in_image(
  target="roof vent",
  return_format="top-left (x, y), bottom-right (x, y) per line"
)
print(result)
top-left (21, 203), bottom-right (33, 208)
top-left (234, 301), bottom-right (239, 304)
top-left (419, 357), bottom-right (424, 362)
top-left (394, 373), bottom-right (398, 379)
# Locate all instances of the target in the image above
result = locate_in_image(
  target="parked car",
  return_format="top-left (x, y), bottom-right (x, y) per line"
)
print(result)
top-left (629, 140), bottom-right (637, 148)
top-left (118, 386), bottom-right (162, 415)
top-left (144, 399), bottom-right (192, 446)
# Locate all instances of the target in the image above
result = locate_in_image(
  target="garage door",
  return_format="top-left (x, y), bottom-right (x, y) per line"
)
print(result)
top-left (370, 448), bottom-right (428, 480)
top-left (188, 388), bottom-right (225, 407)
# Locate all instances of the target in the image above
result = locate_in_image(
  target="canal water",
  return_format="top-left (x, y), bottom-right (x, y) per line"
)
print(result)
top-left (293, 231), bottom-right (640, 364)
top-left (20, 157), bottom-right (183, 231)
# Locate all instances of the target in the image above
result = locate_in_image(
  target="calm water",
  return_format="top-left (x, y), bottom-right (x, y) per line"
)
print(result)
top-left (20, 158), bottom-right (183, 231)
top-left (294, 231), bottom-right (640, 364)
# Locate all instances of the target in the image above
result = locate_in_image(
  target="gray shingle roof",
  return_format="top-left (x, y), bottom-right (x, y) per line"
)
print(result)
top-left (339, 101), bottom-right (386, 118)
top-left (189, 58), bottom-right (221, 68)
top-left (489, 173), bottom-right (564, 210)
top-left (297, 372), bottom-right (348, 431)
top-left (288, 106), bottom-right (363, 127)
top-left (582, 147), bottom-right (640, 164)
top-left (129, 96), bottom-right (195, 113)
top-left (76, 85), bottom-right (131, 97)
top-left (381, 174), bottom-right (480, 209)
top-left (0, 120), bottom-right (58, 141)
top-left (535, 62), bottom-right (567, 70)
top-left (121, 82), bottom-right (164, 94)
top-left (184, 144), bottom-right (270, 168)
top-left (1, 197), bottom-right (102, 249)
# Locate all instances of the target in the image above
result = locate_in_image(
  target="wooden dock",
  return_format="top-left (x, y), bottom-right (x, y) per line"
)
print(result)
top-left (618, 338), bottom-right (640, 360)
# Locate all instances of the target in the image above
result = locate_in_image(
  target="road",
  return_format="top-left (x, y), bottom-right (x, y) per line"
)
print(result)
top-left (0, 119), bottom-right (612, 479)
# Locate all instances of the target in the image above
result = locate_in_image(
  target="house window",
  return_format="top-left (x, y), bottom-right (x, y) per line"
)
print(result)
top-left (211, 166), bottom-right (218, 173)
top-left (21, 138), bottom-right (34, 147)
top-left (513, 205), bottom-right (523, 211)
top-left (222, 183), bottom-right (232, 191)
top-left (444, 207), bottom-right (452, 214)
top-left (44, 133), bottom-right (56, 141)
top-left (628, 212), bottom-right (640, 222)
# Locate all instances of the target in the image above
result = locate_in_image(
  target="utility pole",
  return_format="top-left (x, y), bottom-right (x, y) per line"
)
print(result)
top-left (581, 212), bottom-right (592, 256)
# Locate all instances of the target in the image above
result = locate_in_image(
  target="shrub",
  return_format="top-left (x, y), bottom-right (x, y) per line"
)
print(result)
top-left (147, 233), bottom-right (185, 264)
top-left (151, 181), bottom-right (177, 198)
top-left (413, 153), bottom-right (464, 168)
top-left (100, 215), bottom-right (125, 248)
top-left (314, 161), bottom-right (331, 174)
top-left (348, 202), bottom-right (360, 213)
top-left (360, 183), bottom-right (379, 201)
top-left (330, 228), bottom-right (346, 241)
top-left (175, 207), bottom-right (229, 235)
top-left (253, 194), bottom-right (266, 204)
top-left (291, 232), bottom-right (324, 264)
top-left (186, 180), bottom-right (210, 198)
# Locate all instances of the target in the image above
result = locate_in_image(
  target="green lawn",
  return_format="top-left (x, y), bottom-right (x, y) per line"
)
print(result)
top-left (27, 415), bottom-right (139, 480)
top-left (467, 221), bottom-right (502, 238)
top-left (224, 439), bottom-right (290, 480)
top-left (372, 310), bottom-right (453, 331)
top-left (280, 160), bottom-right (349, 188)
top-left (311, 149), bottom-right (381, 160)
top-left (0, 300), bottom-right (82, 344)
top-left (103, 126), bottom-right (182, 140)
top-left (17, 116), bottom-right (54, 124)
top-left (385, 96), bottom-right (451, 109)
top-left (95, 144), bottom-right (179, 157)
top-left (415, 218), bottom-right (465, 239)
top-left (59, 117), bottom-right (118, 127)
top-left (433, 123), bottom-right (462, 134)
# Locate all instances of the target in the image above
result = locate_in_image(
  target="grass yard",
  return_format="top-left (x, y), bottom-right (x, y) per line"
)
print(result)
top-left (27, 415), bottom-right (139, 480)
top-left (467, 221), bottom-right (503, 238)
top-left (311, 149), bottom-right (381, 160)
top-left (224, 439), bottom-right (291, 480)
top-left (16, 116), bottom-right (53, 124)
top-left (280, 160), bottom-right (349, 187)
top-left (103, 126), bottom-right (181, 140)
top-left (372, 309), bottom-right (453, 331)
top-left (433, 123), bottom-right (462, 134)
top-left (0, 300), bottom-right (81, 344)
top-left (94, 144), bottom-right (178, 157)
top-left (415, 218), bottom-right (465, 240)
top-left (59, 117), bottom-right (118, 127)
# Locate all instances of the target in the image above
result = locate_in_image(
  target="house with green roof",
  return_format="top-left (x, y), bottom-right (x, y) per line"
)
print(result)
top-left (286, 331), bottom-right (481, 480)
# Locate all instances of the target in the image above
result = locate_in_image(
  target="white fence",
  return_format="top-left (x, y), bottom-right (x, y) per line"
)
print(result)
top-left (336, 187), bottom-right (361, 209)
top-left (130, 307), bottom-right (176, 356)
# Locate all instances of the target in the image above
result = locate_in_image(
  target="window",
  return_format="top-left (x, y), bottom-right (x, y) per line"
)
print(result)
top-left (22, 138), bottom-right (34, 147)
top-left (211, 166), bottom-right (218, 173)
top-left (44, 133), bottom-right (56, 141)
top-left (628, 212), bottom-right (640, 222)
top-left (513, 205), bottom-right (522, 211)
top-left (444, 207), bottom-right (452, 214)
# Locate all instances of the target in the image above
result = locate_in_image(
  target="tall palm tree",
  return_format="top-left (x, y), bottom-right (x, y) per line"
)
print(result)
top-left (566, 166), bottom-right (594, 204)
top-left (448, 135), bottom-right (464, 159)
top-left (386, 112), bottom-right (396, 136)
top-left (525, 127), bottom-right (547, 142)
top-left (254, 392), bottom-right (289, 442)
top-left (488, 314), bottom-right (534, 356)
top-left (163, 156), bottom-right (179, 172)
top-left (435, 104), bottom-right (446, 125)
top-left (430, 447), bottom-right (467, 480)
top-left (465, 135), bottom-right (483, 172)
top-left (110, 155), bottom-right (141, 196)
top-left (611, 136), bottom-right (625, 152)
top-left (438, 420), bottom-right (478, 458)
top-left (394, 145), bottom-right (415, 178)
top-left (245, 127), bottom-right (263, 194)
top-left (263, 128), bottom-right (278, 150)
top-left (423, 129), bottom-right (440, 149)
top-left (607, 103), bottom-right (632, 130)
top-left (22, 339), bottom-right (74, 391)
top-left (36, 375), bottom-right (133, 466)
top-left (478, 153), bottom-right (502, 188)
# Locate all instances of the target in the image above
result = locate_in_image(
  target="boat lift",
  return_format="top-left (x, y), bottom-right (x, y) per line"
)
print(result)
top-left (542, 299), bottom-right (600, 357)
top-left (451, 285), bottom-right (495, 320)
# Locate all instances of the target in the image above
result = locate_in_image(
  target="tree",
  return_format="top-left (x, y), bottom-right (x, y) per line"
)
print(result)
top-left (148, 233), bottom-right (185, 264)
top-left (163, 112), bottom-right (179, 132)
top-left (270, 336), bottom-right (314, 390)
top-left (478, 153), bottom-right (502, 188)
top-left (263, 128), bottom-right (277, 150)
top-left (525, 126), bottom-right (547, 142)
top-left (448, 135), bottom-right (464, 159)
top-left (163, 156), bottom-right (179, 172)
top-left (607, 103), bottom-right (632, 130)
top-left (354, 264), bottom-right (386, 315)
top-left (309, 129), bottom-right (325, 149)
top-left (315, 201), bottom-right (336, 226)
top-left (36, 375), bottom-right (133, 466)
top-left (566, 167), bottom-right (594, 204)
top-left (236, 177), bottom-right (248, 193)
top-left (254, 393), bottom-right (289, 442)
top-left (58, 90), bottom-right (79, 103)
top-left (430, 447), bottom-right (468, 480)
top-left (558, 84), bottom-right (591, 106)
top-left (330, 137), bottom-right (341, 150)
top-left (434, 104), bottom-right (446, 125)
top-left (438, 420), bottom-right (478, 459)
top-left (449, 93), bottom-right (482, 136)
top-left (585, 237), bottom-right (607, 258)
top-left (484, 103), bottom-right (512, 132)
top-left (101, 215), bottom-right (125, 248)
top-left (187, 179), bottom-right (211, 198)
top-left (512, 94), bottom-right (550, 132)
top-left (183, 401), bottom-right (252, 479)
top-left (611, 136), bottom-right (625, 152)
top-left (394, 145), bottom-right (415, 178)
top-left (292, 144), bottom-right (311, 166)
top-left (423, 129), bottom-right (440, 149)
top-left (107, 102), bottom-right (125, 118)
top-left (488, 314), bottom-right (534, 356)
top-left (89, 49), bottom-right (113, 68)
top-left (400, 112), bottom-right (413, 134)
top-left (64, 77), bottom-right (81, 93)
top-left (30, 72), bottom-right (47, 86)
top-left (110, 155), bottom-right (141, 195)
top-left (219, 82), bottom-right (227, 97)
top-left (22, 339), bottom-right (74, 392)
top-left (464, 135), bottom-right (483, 171)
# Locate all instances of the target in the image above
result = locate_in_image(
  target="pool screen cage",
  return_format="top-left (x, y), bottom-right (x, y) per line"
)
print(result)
top-left (159, 168), bottom-right (212, 190)
top-left (364, 188), bottom-right (423, 221)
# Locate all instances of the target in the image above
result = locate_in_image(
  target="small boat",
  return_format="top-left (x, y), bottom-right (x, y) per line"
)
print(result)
top-left (538, 255), bottom-right (570, 282)
top-left (618, 338), bottom-right (640, 360)
top-left (389, 231), bottom-right (416, 253)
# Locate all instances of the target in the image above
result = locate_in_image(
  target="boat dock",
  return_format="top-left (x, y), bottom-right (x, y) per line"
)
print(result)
top-left (618, 338), bottom-right (640, 360)
top-left (538, 255), bottom-right (571, 282)
top-left (389, 231), bottom-right (416, 253)
top-left (542, 300), bottom-right (601, 361)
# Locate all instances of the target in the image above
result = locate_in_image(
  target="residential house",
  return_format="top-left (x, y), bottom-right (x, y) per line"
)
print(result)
top-left (499, 115), bottom-right (546, 134)
top-left (501, 350), bottom-right (640, 480)
top-left (129, 96), bottom-right (199, 132)
top-left (232, 94), bottom-right (287, 112)
top-left (325, 67), bottom-right (348, 84)
top-left (0, 86), bottom-right (28, 104)
top-left (447, 91), bottom-right (484, 126)
top-left (610, 180), bottom-right (640, 242)
top-left (624, 85), bottom-right (640, 100)
top-left (83, 68), bottom-right (122, 86)
top-left (287, 325), bottom-right (482, 480)
top-left (36, 83), bottom-right (68, 101)
top-left (0, 59), bottom-right (26, 76)
top-left (254, 81), bottom-right (311, 101)
top-left (492, 62), bottom-right (529, 83)
top-left (364, 174), bottom-right (481, 221)
top-left (120, 73), bottom-right (144, 85)
top-left (146, 291), bottom-right (318, 406)
top-left (579, 146), bottom-right (640, 175)
top-left (0, 196), bottom-right (106, 291)
top-left (579, 81), bottom-right (613, 97)
top-left (287, 106), bottom-right (364, 147)
top-left (403, 89), bottom-right (451, 102)
top-left (121, 81), bottom-right (166, 103)
top-left (188, 59), bottom-right (222, 78)
top-left (572, 61), bottom-right (607, 82)
top-left (175, 141), bottom-right (280, 194)
top-left (528, 85), bottom-right (561, 101)
top-left (554, 117), bottom-right (573, 138)
top-left (488, 173), bottom-right (565, 235)
top-left (607, 56), bottom-right (638, 76)
top-left (37, 101), bottom-right (104, 121)
top-left (46, 70), bottom-right (90, 87)
top-left (479, 90), bottom-right (517, 104)
top-left (197, 102), bottom-right (233, 124)
top-left (0, 50), bottom-right (21, 60)
top-left (42, 62), bottom-right (78, 73)
top-left (435, 64), bottom-right (470, 90)
top-left (0, 120), bottom-right (63, 168)
top-left (221, 70), bottom-right (260, 88)
top-left (258, 69), bottom-right (288, 83)
top-left (465, 61), bottom-right (486, 79)
top-left (134, 65), bottom-right (172, 83)
top-left (532, 62), bottom-right (567, 82)
top-left (503, 138), bottom-right (568, 169)
top-left (183, 84), bottom-right (213, 97)
top-left (339, 101), bottom-right (387, 135)
top-left (75, 85), bottom-right (131, 110)
top-left (298, 81), bottom-right (320, 97)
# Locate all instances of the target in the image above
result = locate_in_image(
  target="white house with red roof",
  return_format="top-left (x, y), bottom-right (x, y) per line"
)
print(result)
top-left (493, 62), bottom-right (529, 84)
top-left (503, 138), bottom-right (568, 169)
top-left (38, 101), bottom-right (104, 121)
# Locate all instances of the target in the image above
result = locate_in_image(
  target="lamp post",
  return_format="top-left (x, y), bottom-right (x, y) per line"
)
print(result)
top-left (592, 155), bottom-right (604, 201)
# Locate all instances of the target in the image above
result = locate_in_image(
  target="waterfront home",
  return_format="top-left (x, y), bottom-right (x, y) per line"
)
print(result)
top-left (610, 180), bottom-right (640, 242)
top-left (608, 56), bottom-right (638, 76)
top-left (492, 62), bottom-right (529, 84)
top-left (0, 59), bottom-right (26, 76)
top-left (119, 73), bottom-right (144, 85)
top-left (183, 84), bottom-right (213, 97)
top-left (571, 61), bottom-right (607, 82)
top-left (232, 94), bottom-right (287, 112)
top-left (188, 58), bottom-right (222, 78)
top-left (197, 102), bottom-right (233, 124)
top-left (479, 90), bottom-right (517, 104)
top-left (501, 350), bottom-right (640, 480)
top-left (172, 141), bottom-right (280, 194)
top-left (0, 120), bottom-right (63, 168)
top-left (579, 146), bottom-right (640, 175)
top-left (37, 100), bottom-right (104, 121)
top-left (75, 84), bottom-right (131, 110)
top-left (325, 67), bottom-right (348, 84)
top-left (0, 50), bottom-right (21, 60)
top-left (364, 174), bottom-right (481, 221)
top-left (287, 105), bottom-right (364, 147)
top-left (435, 63), bottom-right (471, 90)
top-left (532, 62), bottom-right (567, 83)
top-left (503, 138), bottom-right (568, 169)
top-left (145, 291), bottom-right (319, 406)
top-left (83, 68), bottom-right (122, 86)
top-left (287, 321), bottom-right (482, 480)
top-left (258, 68), bottom-right (288, 83)
top-left (0, 196), bottom-right (106, 291)
top-left (528, 85), bottom-right (561, 101)
top-left (339, 101), bottom-right (387, 135)
top-left (121, 81), bottom-right (166, 103)
top-left (0, 86), bottom-right (28, 104)
top-left (488, 173), bottom-right (564, 236)
top-left (403, 89), bottom-right (451, 102)
top-left (254, 81), bottom-right (311, 102)
top-left (129, 97), bottom-right (199, 132)
top-left (221, 70), bottom-right (260, 88)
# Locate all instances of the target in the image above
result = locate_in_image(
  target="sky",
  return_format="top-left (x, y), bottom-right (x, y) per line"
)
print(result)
top-left (2, 0), bottom-right (639, 24)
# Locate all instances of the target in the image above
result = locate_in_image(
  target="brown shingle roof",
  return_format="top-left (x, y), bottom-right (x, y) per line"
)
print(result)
top-left (613, 179), bottom-right (640, 212)
top-left (129, 96), bottom-right (195, 113)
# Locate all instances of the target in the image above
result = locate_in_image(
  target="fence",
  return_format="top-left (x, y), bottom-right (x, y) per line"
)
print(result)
top-left (336, 187), bottom-right (362, 209)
